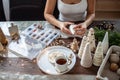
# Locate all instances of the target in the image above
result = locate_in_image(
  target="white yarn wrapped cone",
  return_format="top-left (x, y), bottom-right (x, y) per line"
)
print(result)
top-left (102, 32), bottom-right (109, 54)
top-left (87, 28), bottom-right (96, 52)
top-left (93, 41), bottom-right (104, 66)
top-left (78, 36), bottom-right (87, 59)
top-left (80, 42), bottom-right (92, 68)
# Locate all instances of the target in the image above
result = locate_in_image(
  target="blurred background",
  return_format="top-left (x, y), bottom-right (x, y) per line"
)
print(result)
top-left (0, 0), bottom-right (120, 21)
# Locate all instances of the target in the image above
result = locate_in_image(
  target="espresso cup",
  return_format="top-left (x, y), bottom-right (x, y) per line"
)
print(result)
top-left (54, 55), bottom-right (71, 73)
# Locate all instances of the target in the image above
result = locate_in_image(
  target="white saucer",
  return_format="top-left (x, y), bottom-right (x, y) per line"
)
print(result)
top-left (36, 46), bottom-right (76, 75)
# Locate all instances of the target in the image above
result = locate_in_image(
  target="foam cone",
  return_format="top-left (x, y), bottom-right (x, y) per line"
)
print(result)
top-left (87, 28), bottom-right (96, 52)
top-left (80, 42), bottom-right (92, 68)
top-left (78, 36), bottom-right (87, 59)
top-left (93, 41), bottom-right (103, 66)
top-left (102, 32), bottom-right (109, 54)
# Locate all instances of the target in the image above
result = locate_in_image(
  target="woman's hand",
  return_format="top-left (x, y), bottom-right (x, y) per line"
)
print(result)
top-left (59, 22), bottom-right (74, 34)
top-left (73, 23), bottom-right (87, 36)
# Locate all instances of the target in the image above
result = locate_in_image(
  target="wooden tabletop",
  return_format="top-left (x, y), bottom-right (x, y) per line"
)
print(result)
top-left (0, 20), bottom-right (120, 80)
top-left (0, 35), bottom-right (99, 75)
top-left (0, 56), bottom-right (99, 75)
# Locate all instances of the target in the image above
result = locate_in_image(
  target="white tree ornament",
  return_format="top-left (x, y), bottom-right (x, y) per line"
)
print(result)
top-left (87, 28), bottom-right (96, 52)
top-left (93, 41), bottom-right (104, 66)
top-left (80, 42), bottom-right (92, 68)
top-left (102, 32), bottom-right (109, 54)
top-left (78, 36), bottom-right (87, 59)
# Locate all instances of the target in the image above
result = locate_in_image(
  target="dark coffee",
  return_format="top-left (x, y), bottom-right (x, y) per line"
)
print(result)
top-left (56, 58), bottom-right (67, 65)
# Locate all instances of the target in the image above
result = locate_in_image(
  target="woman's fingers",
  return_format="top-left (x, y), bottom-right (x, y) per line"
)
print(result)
top-left (75, 30), bottom-right (85, 35)
top-left (61, 27), bottom-right (72, 34)
top-left (74, 28), bottom-right (86, 35)
top-left (64, 28), bottom-right (72, 34)
top-left (61, 22), bottom-right (74, 34)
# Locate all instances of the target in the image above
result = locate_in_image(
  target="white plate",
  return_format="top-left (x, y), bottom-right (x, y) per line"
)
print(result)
top-left (37, 46), bottom-right (76, 75)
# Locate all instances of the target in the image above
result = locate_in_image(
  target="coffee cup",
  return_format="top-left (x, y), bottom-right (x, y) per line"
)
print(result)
top-left (54, 55), bottom-right (71, 73)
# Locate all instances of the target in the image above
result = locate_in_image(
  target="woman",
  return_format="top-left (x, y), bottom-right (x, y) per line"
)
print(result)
top-left (44, 0), bottom-right (95, 35)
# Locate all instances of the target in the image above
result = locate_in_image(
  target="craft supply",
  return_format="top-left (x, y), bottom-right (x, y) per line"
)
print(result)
top-left (9, 23), bottom-right (60, 60)
top-left (69, 24), bottom-right (76, 34)
top-left (93, 41), bottom-right (103, 66)
top-left (22, 24), bottom-right (60, 52)
top-left (80, 42), bottom-right (92, 68)
top-left (110, 63), bottom-right (119, 72)
top-left (78, 36), bottom-right (87, 59)
top-left (109, 54), bottom-right (119, 63)
top-left (102, 32), bottom-right (109, 54)
top-left (87, 28), bottom-right (96, 52)
top-left (68, 24), bottom-right (83, 38)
